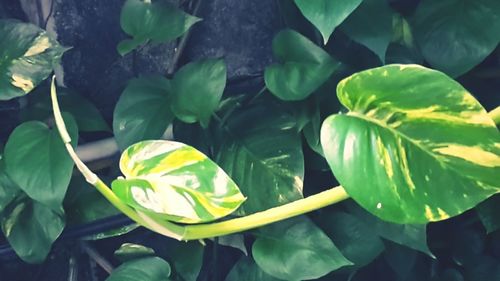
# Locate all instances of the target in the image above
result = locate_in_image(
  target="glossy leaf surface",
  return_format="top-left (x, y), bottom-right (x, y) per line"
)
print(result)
top-left (113, 140), bottom-right (245, 223)
top-left (293, 0), bottom-right (363, 44)
top-left (265, 29), bottom-right (340, 101)
top-left (171, 59), bottom-right (227, 128)
top-left (252, 216), bottom-right (352, 280)
top-left (340, 0), bottom-right (394, 62)
top-left (321, 64), bottom-right (500, 224)
top-left (4, 115), bottom-right (78, 209)
top-left (225, 256), bottom-right (282, 281)
top-left (114, 243), bottom-right (155, 262)
top-left (118, 0), bottom-right (200, 55)
top-left (106, 256), bottom-right (171, 281)
top-left (0, 20), bottom-right (66, 100)
top-left (215, 103), bottom-right (304, 214)
top-left (412, 0), bottom-right (500, 77)
top-left (113, 76), bottom-right (174, 150)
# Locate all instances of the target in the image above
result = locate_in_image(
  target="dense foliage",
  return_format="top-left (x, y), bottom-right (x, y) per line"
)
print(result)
top-left (0, 0), bottom-right (499, 280)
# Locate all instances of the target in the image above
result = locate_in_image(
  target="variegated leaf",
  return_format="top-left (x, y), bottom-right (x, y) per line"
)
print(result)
top-left (321, 64), bottom-right (500, 224)
top-left (112, 140), bottom-right (246, 223)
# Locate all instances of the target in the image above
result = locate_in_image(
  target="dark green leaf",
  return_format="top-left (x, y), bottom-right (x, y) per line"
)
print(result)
top-left (113, 140), bottom-right (245, 223)
top-left (411, 0), bottom-right (500, 77)
top-left (215, 103), bottom-right (304, 214)
top-left (4, 114), bottom-right (78, 209)
top-left (340, 0), bottom-right (394, 62)
top-left (293, 0), bottom-right (363, 44)
top-left (321, 65), bottom-right (500, 224)
top-left (1, 195), bottom-right (65, 263)
top-left (0, 19), bottom-right (66, 100)
top-left (265, 29), bottom-right (340, 101)
top-left (118, 0), bottom-right (201, 55)
top-left (477, 194), bottom-right (500, 233)
top-left (225, 256), bottom-right (282, 281)
top-left (0, 159), bottom-right (21, 212)
top-left (113, 76), bottom-right (174, 151)
top-left (106, 256), bottom-right (171, 281)
top-left (114, 243), bottom-right (156, 262)
top-left (165, 241), bottom-right (204, 281)
top-left (383, 241), bottom-right (418, 279)
top-left (252, 216), bottom-right (352, 280)
top-left (171, 59), bottom-right (227, 128)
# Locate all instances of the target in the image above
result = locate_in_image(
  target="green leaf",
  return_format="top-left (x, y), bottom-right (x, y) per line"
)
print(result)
top-left (1, 195), bottom-right (65, 263)
top-left (265, 29), bottom-right (340, 101)
top-left (0, 19), bottom-right (66, 100)
top-left (476, 194), bottom-right (500, 233)
top-left (411, 0), bottom-right (500, 77)
top-left (0, 159), bottom-right (21, 212)
top-left (293, 0), bottom-right (363, 44)
top-left (164, 241), bottom-right (204, 281)
top-left (321, 64), bottom-right (500, 224)
top-left (383, 241), bottom-right (418, 279)
top-left (225, 256), bottom-right (282, 281)
top-left (340, 0), bottom-right (394, 62)
top-left (171, 59), bottom-right (227, 128)
top-left (252, 216), bottom-right (352, 280)
top-left (118, 0), bottom-right (201, 56)
top-left (113, 76), bottom-right (174, 151)
top-left (215, 103), bottom-right (304, 214)
top-left (4, 114), bottom-right (78, 209)
top-left (114, 243), bottom-right (156, 262)
top-left (106, 256), bottom-right (171, 281)
top-left (113, 140), bottom-right (245, 223)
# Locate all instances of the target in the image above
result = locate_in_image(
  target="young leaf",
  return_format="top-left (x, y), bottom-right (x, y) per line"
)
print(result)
top-left (340, 0), bottom-right (394, 63)
top-left (113, 140), bottom-right (245, 223)
top-left (293, 0), bottom-right (363, 44)
top-left (252, 216), bottom-right (352, 280)
top-left (412, 0), bottom-right (500, 77)
top-left (321, 64), bottom-right (500, 224)
top-left (171, 59), bottom-right (227, 128)
top-left (1, 195), bottom-right (65, 264)
top-left (113, 76), bottom-right (174, 151)
top-left (4, 114), bottom-right (78, 210)
top-left (225, 256), bottom-right (282, 281)
top-left (0, 19), bottom-right (66, 100)
top-left (106, 256), bottom-right (171, 281)
top-left (215, 103), bottom-right (304, 214)
top-left (118, 0), bottom-right (201, 56)
top-left (265, 29), bottom-right (340, 101)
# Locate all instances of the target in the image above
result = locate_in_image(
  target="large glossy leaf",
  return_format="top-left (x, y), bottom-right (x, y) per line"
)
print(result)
top-left (340, 0), bottom-right (394, 62)
top-left (215, 103), bottom-right (304, 214)
top-left (106, 256), bottom-right (171, 281)
top-left (252, 216), bottom-right (352, 280)
top-left (225, 256), bottom-right (282, 281)
top-left (0, 20), bottom-right (66, 100)
top-left (171, 59), bottom-right (227, 128)
top-left (1, 195), bottom-right (65, 263)
top-left (112, 140), bottom-right (245, 223)
top-left (113, 76), bottom-right (174, 151)
top-left (4, 114), bottom-right (78, 209)
top-left (265, 29), bottom-right (340, 101)
top-left (293, 0), bottom-right (363, 44)
top-left (321, 64), bottom-right (500, 224)
top-left (118, 0), bottom-right (201, 56)
top-left (412, 0), bottom-right (500, 77)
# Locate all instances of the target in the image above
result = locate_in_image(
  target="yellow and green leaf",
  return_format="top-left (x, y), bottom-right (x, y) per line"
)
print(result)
top-left (112, 140), bottom-right (246, 223)
top-left (321, 64), bottom-right (500, 224)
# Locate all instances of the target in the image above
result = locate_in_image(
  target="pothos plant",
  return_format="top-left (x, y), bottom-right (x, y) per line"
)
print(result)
top-left (0, 0), bottom-right (500, 280)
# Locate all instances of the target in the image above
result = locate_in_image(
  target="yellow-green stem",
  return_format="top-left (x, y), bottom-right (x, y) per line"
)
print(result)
top-left (488, 106), bottom-right (500, 125)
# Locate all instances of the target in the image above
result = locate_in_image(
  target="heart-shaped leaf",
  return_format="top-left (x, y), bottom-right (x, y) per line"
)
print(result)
top-left (321, 64), bottom-right (500, 224)
top-left (412, 0), bottom-right (500, 77)
top-left (4, 114), bottom-right (78, 210)
top-left (106, 256), bottom-right (171, 281)
top-left (293, 0), bottom-right (363, 44)
top-left (252, 216), bottom-right (352, 280)
top-left (118, 0), bottom-right (201, 56)
top-left (171, 59), bottom-right (227, 128)
top-left (113, 76), bottom-right (174, 150)
top-left (265, 29), bottom-right (341, 101)
top-left (0, 19), bottom-right (66, 100)
top-left (112, 140), bottom-right (245, 223)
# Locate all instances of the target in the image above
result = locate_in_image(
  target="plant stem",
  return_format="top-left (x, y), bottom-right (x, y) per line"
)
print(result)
top-left (488, 106), bottom-right (500, 125)
top-left (181, 186), bottom-right (349, 240)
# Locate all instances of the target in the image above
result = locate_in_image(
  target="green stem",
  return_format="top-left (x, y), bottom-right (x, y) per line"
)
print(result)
top-left (488, 106), bottom-right (500, 125)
